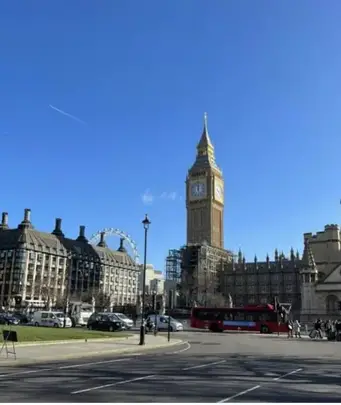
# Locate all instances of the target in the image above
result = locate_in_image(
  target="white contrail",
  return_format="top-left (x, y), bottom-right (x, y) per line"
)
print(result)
top-left (49, 104), bottom-right (86, 125)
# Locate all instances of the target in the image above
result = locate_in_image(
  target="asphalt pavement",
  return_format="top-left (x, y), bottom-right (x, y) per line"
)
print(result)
top-left (0, 331), bottom-right (340, 402)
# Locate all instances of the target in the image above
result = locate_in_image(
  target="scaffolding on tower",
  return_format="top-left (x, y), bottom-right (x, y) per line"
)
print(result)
top-left (165, 249), bottom-right (182, 282)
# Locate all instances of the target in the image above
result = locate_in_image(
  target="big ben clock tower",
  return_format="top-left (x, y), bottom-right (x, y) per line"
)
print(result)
top-left (186, 113), bottom-right (224, 248)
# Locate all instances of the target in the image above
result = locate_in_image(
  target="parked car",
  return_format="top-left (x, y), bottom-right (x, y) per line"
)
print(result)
top-left (146, 315), bottom-right (183, 332)
top-left (11, 312), bottom-right (30, 324)
top-left (87, 312), bottom-right (126, 332)
top-left (112, 313), bottom-right (134, 329)
top-left (0, 313), bottom-right (20, 325)
top-left (32, 311), bottom-right (72, 328)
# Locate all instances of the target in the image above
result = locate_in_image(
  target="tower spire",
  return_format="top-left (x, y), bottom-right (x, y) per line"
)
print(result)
top-left (197, 112), bottom-right (213, 150)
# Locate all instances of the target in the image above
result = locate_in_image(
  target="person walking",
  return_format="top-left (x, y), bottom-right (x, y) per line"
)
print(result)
top-left (287, 319), bottom-right (293, 338)
top-left (293, 320), bottom-right (301, 338)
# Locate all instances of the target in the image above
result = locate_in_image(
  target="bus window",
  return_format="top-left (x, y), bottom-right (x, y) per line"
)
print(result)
top-left (223, 312), bottom-right (233, 321)
top-left (245, 312), bottom-right (256, 321)
top-left (234, 311), bottom-right (245, 321)
top-left (259, 312), bottom-right (271, 322)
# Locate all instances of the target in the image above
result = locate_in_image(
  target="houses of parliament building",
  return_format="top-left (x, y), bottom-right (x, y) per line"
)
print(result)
top-left (179, 114), bottom-right (341, 319)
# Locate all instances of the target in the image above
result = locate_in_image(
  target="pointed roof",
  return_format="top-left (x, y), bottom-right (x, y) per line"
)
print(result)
top-left (197, 112), bottom-right (214, 150)
top-left (301, 239), bottom-right (316, 269)
top-left (190, 113), bottom-right (221, 173)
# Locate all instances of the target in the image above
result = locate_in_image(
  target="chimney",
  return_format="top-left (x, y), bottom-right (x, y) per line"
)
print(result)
top-left (97, 232), bottom-right (107, 248)
top-left (76, 225), bottom-right (88, 242)
top-left (18, 208), bottom-right (33, 229)
top-left (118, 237), bottom-right (127, 253)
top-left (24, 208), bottom-right (31, 222)
top-left (52, 218), bottom-right (64, 237)
top-left (0, 212), bottom-right (9, 230)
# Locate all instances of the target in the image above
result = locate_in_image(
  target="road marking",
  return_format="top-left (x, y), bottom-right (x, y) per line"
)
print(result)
top-left (59, 357), bottom-right (134, 369)
top-left (182, 359), bottom-right (226, 371)
top-left (0, 368), bottom-right (53, 378)
top-left (273, 368), bottom-right (302, 381)
top-left (218, 385), bottom-right (261, 402)
top-left (71, 374), bottom-right (156, 394)
top-left (166, 341), bottom-right (191, 355)
top-left (217, 367), bottom-right (303, 402)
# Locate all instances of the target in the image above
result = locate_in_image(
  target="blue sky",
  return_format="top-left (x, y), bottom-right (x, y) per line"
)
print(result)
top-left (1, 1), bottom-right (341, 271)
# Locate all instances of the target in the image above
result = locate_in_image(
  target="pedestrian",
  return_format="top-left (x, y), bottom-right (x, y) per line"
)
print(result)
top-left (287, 319), bottom-right (293, 338)
top-left (293, 320), bottom-right (301, 338)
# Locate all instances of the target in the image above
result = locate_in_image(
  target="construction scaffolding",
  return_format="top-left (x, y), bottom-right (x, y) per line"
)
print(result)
top-left (180, 243), bottom-right (233, 306)
top-left (165, 249), bottom-right (182, 281)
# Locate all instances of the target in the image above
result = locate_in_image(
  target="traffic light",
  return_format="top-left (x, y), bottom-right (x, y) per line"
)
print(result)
top-left (152, 293), bottom-right (156, 310)
top-left (338, 301), bottom-right (341, 311)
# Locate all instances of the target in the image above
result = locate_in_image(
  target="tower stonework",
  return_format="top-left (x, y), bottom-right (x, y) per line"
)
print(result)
top-left (186, 114), bottom-right (224, 249)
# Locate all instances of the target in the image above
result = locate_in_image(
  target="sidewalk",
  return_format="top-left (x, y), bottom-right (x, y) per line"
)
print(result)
top-left (0, 334), bottom-right (183, 366)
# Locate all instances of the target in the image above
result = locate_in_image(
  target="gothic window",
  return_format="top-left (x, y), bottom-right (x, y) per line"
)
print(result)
top-left (249, 285), bottom-right (257, 294)
top-left (271, 274), bottom-right (279, 283)
top-left (248, 295), bottom-right (256, 304)
top-left (260, 285), bottom-right (268, 294)
top-left (248, 275), bottom-right (256, 284)
top-left (326, 294), bottom-right (339, 314)
top-left (285, 284), bottom-right (293, 293)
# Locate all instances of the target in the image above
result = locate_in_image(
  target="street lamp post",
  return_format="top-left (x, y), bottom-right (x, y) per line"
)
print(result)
top-left (139, 214), bottom-right (151, 346)
top-left (64, 253), bottom-right (73, 328)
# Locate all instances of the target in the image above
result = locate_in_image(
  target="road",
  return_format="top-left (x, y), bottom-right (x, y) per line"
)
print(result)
top-left (0, 331), bottom-right (340, 402)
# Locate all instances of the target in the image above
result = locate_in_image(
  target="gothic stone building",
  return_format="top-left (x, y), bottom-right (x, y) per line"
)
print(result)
top-left (221, 249), bottom-right (302, 313)
top-left (300, 224), bottom-right (341, 320)
top-left (0, 209), bottom-right (139, 308)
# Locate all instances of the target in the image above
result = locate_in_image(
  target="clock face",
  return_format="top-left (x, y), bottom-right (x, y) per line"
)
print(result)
top-left (215, 184), bottom-right (223, 201)
top-left (191, 182), bottom-right (205, 197)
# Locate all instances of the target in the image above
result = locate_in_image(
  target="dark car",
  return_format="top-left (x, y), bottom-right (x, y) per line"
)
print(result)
top-left (12, 312), bottom-right (29, 324)
top-left (0, 313), bottom-right (20, 325)
top-left (87, 312), bottom-right (126, 332)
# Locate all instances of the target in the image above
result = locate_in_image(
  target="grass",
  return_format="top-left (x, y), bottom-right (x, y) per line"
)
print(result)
top-left (0, 325), bottom-right (130, 343)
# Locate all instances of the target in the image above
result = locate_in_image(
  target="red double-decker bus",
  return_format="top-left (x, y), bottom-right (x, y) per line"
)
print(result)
top-left (190, 304), bottom-right (289, 334)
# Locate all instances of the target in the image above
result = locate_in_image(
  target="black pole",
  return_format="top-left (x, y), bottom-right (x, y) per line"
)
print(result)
top-left (139, 224), bottom-right (148, 345)
top-left (167, 289), bottom-right (172, 342)
top-left (167, 310), bottom-right (171, 342)
top-left (64, 255), bottom-right (72, 328)
top-left (154, 292), bottom-right (158, 336)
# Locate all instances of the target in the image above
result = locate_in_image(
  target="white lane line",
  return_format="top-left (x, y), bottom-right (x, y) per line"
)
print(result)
top-left (218, 385), bottom-right (261, 402)
top-left (71, 374), bottom-right (156, 394)
top-left (217, 367), bottom-right (303, 403)
top-left (59, 357), bottom-right (133, 369)
top-left (166, 341), bottom-right (191, 355)
top-left (0, 368), bottom-right (53, 378)
top-left (182, 360), bottom-right (226, 371)
top-left (273, 367), bottom-right (302, 381)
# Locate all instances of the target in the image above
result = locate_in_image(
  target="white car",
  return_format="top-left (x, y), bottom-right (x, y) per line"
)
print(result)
top-left (32, 311), bottom-right (72, 328)
top-left (147, 314), bottom-right (183, 332)
top-left (112, 313), bottom-right (134, 329)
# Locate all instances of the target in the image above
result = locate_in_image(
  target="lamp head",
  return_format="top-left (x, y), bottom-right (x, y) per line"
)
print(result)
top-left (142, 214), bottom-right (151, 230)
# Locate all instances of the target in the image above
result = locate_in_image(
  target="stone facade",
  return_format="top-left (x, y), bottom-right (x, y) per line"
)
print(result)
top-left (221, 249), bottom-right (302, 312)
top-left (0, 209), bottom-right (140, 308)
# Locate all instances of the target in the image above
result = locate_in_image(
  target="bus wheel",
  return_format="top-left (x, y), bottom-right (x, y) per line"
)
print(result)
top-left (260, 325), bottom-right (269, 334)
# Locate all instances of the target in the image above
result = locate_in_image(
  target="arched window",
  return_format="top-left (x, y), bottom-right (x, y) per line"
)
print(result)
top-left (326, 294), bottom-right (339, 314)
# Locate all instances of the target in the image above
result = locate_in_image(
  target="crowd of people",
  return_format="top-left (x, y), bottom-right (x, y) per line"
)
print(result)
top-left (286, 318), bottom-right (341, 340)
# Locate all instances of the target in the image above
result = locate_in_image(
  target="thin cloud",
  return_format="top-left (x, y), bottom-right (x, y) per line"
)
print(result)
top-left (49, 104), bottom-right (87, 125)
top-left (142, 190), bottom-right (180, 205)
top-left (160, 191), bottom-right (178, 201)
top-left (141, 189), bottom-right (154, 205)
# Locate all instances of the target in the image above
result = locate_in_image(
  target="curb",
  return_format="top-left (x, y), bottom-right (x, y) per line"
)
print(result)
top-left (0, 339), bottom-right (184, 367)
top-left (9, 335), bottom-right (134, 347)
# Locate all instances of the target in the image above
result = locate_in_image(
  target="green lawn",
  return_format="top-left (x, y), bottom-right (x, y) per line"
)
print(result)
top-left (0, 325), bottom-right (130, 343)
